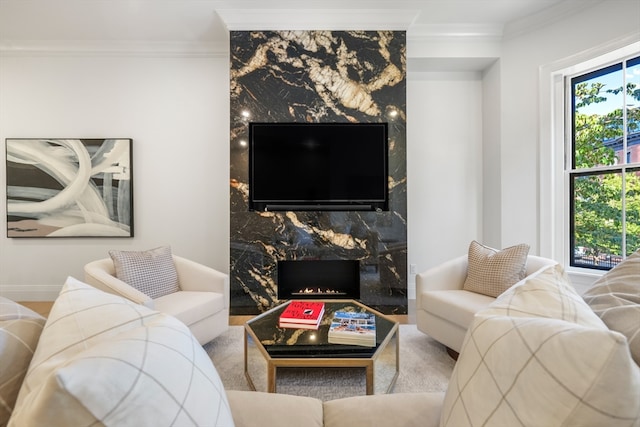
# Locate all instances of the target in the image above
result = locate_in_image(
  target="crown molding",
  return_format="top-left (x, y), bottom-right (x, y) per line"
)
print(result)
top-left (406, 23), bottom-right (502, 66)
top-left (0, 40), bottom-right (229, 57)
top-left (408, 23), bottom-right (503, 42)
top-left (504, 0), bottom-right (604, 40)
top-left (407, 57), bottom-right (497, 73)
top-left (216, 9), bottom-right (421, 31)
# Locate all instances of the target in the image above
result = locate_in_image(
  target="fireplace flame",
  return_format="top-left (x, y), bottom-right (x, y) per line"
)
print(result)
top-left (295, 287), bottom-right (344, 295)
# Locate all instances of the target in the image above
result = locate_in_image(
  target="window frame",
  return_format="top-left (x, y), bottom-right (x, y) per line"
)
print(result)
top-left (540, 38), bottom-right (640, 281)
top-left (566, 54), bottom-right (639, 271)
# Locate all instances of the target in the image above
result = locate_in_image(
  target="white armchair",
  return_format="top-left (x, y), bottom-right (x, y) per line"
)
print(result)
top-left (415, 254), bottom-right (557, 354)
top-left (84, 255), bottom-right (229, 345)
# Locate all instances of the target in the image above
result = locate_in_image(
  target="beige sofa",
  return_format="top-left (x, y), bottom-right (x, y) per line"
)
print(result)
top-left (2, 254), bottom-right (639, 427)
top-left (416, 253), bottom-right (557, 353)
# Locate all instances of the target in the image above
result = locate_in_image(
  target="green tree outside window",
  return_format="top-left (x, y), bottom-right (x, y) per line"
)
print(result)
top-left (570, 56), bottom-right (640, 269)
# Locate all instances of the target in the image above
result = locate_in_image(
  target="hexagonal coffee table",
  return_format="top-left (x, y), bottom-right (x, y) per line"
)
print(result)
top-left (244, 299), bottom-right (399, 395)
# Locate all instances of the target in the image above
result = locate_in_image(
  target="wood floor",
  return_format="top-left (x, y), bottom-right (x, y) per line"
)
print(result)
top-left (17, 301), bottom-right (53, 317)
top-left (19, 302), bottom-right (414, 325)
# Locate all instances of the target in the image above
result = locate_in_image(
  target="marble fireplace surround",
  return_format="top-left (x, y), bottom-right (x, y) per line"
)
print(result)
top-left (229, 31), bottom-right (407, 316)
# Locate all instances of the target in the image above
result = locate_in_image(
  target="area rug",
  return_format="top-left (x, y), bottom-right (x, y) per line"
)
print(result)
top-left (203, 324), bottom-right (455, 401)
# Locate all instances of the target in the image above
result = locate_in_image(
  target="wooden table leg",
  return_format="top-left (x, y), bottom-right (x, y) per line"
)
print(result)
top-left (365, 361), bottom-right (374, 395)
top-left (267, 363), bottom-right (277, 393)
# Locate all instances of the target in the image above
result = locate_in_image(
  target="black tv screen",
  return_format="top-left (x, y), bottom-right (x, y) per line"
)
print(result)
top-left (248, 122), bottom-right (389, 212)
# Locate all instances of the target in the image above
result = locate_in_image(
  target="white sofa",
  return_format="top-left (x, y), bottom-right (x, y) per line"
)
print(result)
top-left (84, 254), bottom-right (229, 345)
top-left (415, 254), bottom-right (557, 353)
top-left (0, 278), bottom-right (444, 427)
top-left (2, 256), bottom-right (639, 427)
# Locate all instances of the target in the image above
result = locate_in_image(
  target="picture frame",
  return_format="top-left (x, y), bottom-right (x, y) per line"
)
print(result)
top-left (6, 138), bottom-right (133, 237)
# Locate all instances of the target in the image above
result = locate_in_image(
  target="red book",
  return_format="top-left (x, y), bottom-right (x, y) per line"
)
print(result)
top-left (278, 301), bottom-right (325, 327)
top-left (278, 321), bottom-right (323, 330)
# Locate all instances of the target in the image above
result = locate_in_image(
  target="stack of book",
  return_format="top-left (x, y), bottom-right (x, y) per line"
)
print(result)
top-left (328, 311), bottom-right (376, 347)
top-left (278, 300), bottom-right (325, 330)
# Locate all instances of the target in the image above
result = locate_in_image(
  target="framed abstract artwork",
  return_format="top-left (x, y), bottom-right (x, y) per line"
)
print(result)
top-left (6, 138), bottom-right (133, 237)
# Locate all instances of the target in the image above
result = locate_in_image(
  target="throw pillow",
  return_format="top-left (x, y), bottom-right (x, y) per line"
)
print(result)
top-left (109, 245), bottom-right (179, 299)
top-left (583, 249), bottom-right (640, 365)
top-left (14, 276), bottom-right (164, 405)
top-left (489, 263), bottom-right (606, 328)
top-left (0, 298), bottom-right (46, 426)
top-left (440, 264), bottom-right (640, 427)
top-left (10, 277), bottom-right (235, 427)
top-left (462, 240), bottom-right (530, 297)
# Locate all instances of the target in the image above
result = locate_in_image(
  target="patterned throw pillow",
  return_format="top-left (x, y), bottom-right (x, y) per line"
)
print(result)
top-left (10, 277), bottom-right (235, 427)
top-left (462, 240), bottom-right (530, 297)
top-left (583, 249), bottom-right (640, 365)
top-left (109, 246), bottom-right (179, 299)
top-left (489, 263), bottom-right (606, 328)
top-left (0, 298), bottom-right (45, 426)
top-left (441, 264), bottom-right (640, 427)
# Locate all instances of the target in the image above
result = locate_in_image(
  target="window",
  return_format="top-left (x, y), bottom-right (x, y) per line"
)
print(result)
top-left (567, 55), bottom-right (640, 270)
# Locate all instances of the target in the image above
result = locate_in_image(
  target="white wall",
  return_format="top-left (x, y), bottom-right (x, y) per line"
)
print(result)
top-left (0, 53), bottom-right (231, 300)
top-left (406, 71), bottom-right (483, 297)
top-left (1, 0), bottom-right (637, 300)
top-left (406, 0), bottom-right (639, 296)
top-left (481, 60), bottom-right (502, 249)
top-left (0, 51), bottom-right (484, 302)
top-left (498, 0), bottom-right (640, 254)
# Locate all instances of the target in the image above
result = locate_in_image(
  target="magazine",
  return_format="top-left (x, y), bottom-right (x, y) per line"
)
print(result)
top-left (328, 311), bottom-right (376, 347)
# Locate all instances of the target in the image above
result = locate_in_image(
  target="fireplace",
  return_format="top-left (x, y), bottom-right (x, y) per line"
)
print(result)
top-left (277, 259), bottom-right (361, 300)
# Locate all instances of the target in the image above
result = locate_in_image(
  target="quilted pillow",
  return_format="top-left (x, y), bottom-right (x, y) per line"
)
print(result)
top-left (9, 277), bottom-right (235, 427)
top-left (441, 264), bottom-right (640, 427)
top-left (583, 249), bottom-right (640, 365)
top-left (462, 240), bottom-right (530, 297)
top-left (489, 263), bottom-right (606, 328)
top-left (0, 298), bottom-right (45, 426)
top-left (109, 245), bottom-right (179, 299)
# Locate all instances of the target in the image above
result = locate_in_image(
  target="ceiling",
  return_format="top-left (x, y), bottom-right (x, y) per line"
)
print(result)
top-left (0, 0), bottom-right (597, 43)
top-left (0, 0), bottom-right (601, 69)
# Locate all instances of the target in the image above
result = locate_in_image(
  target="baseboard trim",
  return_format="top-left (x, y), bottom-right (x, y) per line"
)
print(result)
top-left (0, 284), bottom-right (61, 301)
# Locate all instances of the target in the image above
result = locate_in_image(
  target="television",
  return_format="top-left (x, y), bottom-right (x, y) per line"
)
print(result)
top-left (248, 122), bottom-right (389, 212)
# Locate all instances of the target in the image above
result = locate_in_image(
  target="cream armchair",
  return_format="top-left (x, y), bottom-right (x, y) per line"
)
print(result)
top-left (415, 254), bottom-right (556, 354)
top-left (84, 255), bottom-right (229, 345)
